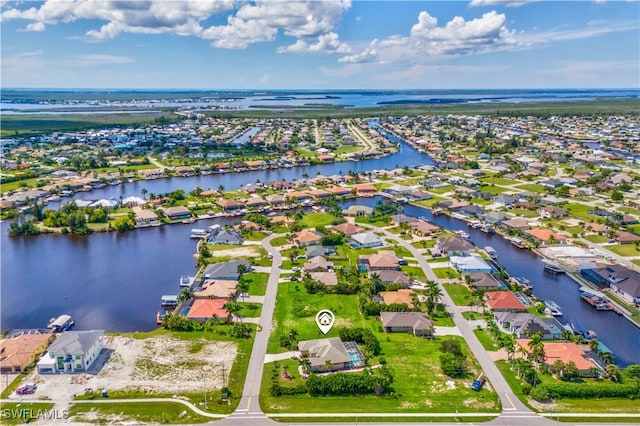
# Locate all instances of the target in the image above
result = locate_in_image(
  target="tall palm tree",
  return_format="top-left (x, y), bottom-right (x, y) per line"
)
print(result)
top-left (178, 288), bottom-right (193, 303)
top-left (224, 301), bottom-right (242, 323)
top-left (588, 339), bottom-right (600, 353)
top-left (299, 357), bottom-right (312, 375)
top-left (236, 279), bottom-right (250, 304)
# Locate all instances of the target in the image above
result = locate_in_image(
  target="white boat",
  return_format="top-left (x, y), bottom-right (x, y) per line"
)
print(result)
top-left (544, 300), bottom-right (563, 316)
top-left (179, 275), bottom-right (195, 288)
top-left (542, 259), bottom-right (564, 274)
top-left (468, 220), bottom-right (482, 229)
top-left (47, 314), bottom-right (74, 332)
top-left (484, 246), bottom-right (498, 259)
top-left (456, 230), bottom-right (470, 239)
top-left (161, 295), bottom-right (179, 307)
top-left (190, 228), bottom-right (208, 239)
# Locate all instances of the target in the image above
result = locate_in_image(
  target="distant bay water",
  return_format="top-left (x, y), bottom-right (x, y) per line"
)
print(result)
top-left (1, 88), bottom-right (638, 113)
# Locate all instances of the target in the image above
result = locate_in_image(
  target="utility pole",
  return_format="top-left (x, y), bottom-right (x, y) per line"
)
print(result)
top-left (203, 376), bottom-right (207, 409)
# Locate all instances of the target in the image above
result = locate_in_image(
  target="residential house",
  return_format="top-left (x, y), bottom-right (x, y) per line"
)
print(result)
top-left (516, 340), bottom-right (597, 374)
top-left (217, 199), bottom-right (244, 212)
top-left (209, 227), bottom-right (244, 245)
top-left (37, 331), bottom-right (104, 374)
top-left (464, 272), bottom-right (501, 291)
top-left (391, 214), bottom-right (417, 225)
top-left (297, 337), bottom-right (354, 372)
top-left (0, 332), bottom-right (54, 373)
top-left (293, 230), bottom-right (323, 247)
top-left (265, 194), bottom-right (287, 205)
top-left (132, 206), bottom-right (159, 227)
top-left (342, 205), bottom-right (373, 217)
top-left (372, 270), bottom-right (410, 287)
top-left (538, 206), bottom-right (568, 219)
top-left (450, 256), bottom-right (493, 273)
top-left (500, 218), bottom-right (531, 231)
top-left (306, 246), bottom-right (336, 258)
top-left (484, 291), bottom-right (526, 312)
top-left (358, 250), bottom-right (399, 271)
top-left (615, 231), bottom-right (640, 244)
top-left (380, 312), bottom-right (433, 337)
top-left (350, 232), bottom-right (383, 248)
top-left (494, 312), bottom-right (558, 339)
top-left (409, 221), bottom-right (439, 237)
top-left (203, 260), bottom-right (251, 281)
top-left (186, 299), bottom-right (229, 321)
top-left (436, 237), bottom-right (474, 256)
top-left (354, 184), bottom-right (377, 197)
top-left (581, 264), bottom-right (640, 305)
top-left (524, 228), bottom-right (567, 245)
top-left (380, 289), bottom-right (415, 308)
top-left (332, 222), bottom-right (364, 236)
top-left (303, 256), bottom-right (334, 272)
top-left (162, 206), bottom-right (192, 220)
top-left (193, 279), bottom-right (237, 299)
top-left (309, 271), bottom-right (339, 287)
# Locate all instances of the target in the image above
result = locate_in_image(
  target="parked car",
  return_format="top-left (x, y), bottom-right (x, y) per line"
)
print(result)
top-left (16, 383), bottom-right (37, 395)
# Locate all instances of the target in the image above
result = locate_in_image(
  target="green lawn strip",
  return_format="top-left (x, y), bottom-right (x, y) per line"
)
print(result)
top-left (0, 402), bottom-right (54, 425)
top-left (624, 223), bottom-right (640, 234)
top-left (268, 415), bottom-right (498, 423)
top-left (554, 416), bottom-right (640, 423)
top-left (69, 401), bottom-right (213, 424)
top-left (401, 265), bottom-right (426, 281)
top-left (473, 328), bottom-right (500, 351)
top-left (481, 177), bottom-right (519, 186)
top-left (208, 244), bottom-right (244, 252)
top-left (617, 206), bottom-right (640, 216)
top-left (443, 283), bottom-right (474, 306)
top-left (583, 234), bottom-right (609, 243)
top-left (470, 198), bottom-right (493, 206)
top-left (478, 185), bottom-right (510, 195)
top-left (538, 398), bottom-right (640, 415)
top-left (508, 208), bottom-right (540, 218)
top-left (261, 333), bottom-right (499, 413)
top-left (433, 267), bottom-right (461, 279)
top-left (242, 231), bottom-right (268, 241)
top-left (606, 244), bottom-right (640, 257)
top-left (412, 239), bottom-right (436, 249)
top-left (270, 236), bottom-right (289, 247)
top-left (0, 372), bottom-right (29, 398)
top-left (244, 272), bottom-right (268, 296)
top-left (237, 302), bottom-right (262, 317)
top-left (1, 177), bottom-right (47, 193)
top-left (427, 186), bottom-right (454, 194)
top-left (514, 183), bottom-right (548, 193)
top-left (412, 197), bottom-right (446, 208)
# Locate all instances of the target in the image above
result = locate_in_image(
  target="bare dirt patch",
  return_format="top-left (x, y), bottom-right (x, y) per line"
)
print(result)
top-left (11, 335), bottom-right (237, 404)
top-left (210, 246), bottom-right (261, 258)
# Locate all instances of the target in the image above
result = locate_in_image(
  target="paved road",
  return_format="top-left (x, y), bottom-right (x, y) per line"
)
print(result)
top-left (220, 234), bottom-right (283, 425)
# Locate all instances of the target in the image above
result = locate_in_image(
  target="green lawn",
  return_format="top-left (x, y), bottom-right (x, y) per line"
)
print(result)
top-left (261, 334), bottom-right (499, 414)
top-left (401, 265), bottom-right (426, 281)
top-left (626, 223), bottom-right (640, 234)
top-left (238, 302), bottom-right (262, 318)
top-left (0, 402), bottom-right (54, 425)
top-left (270, 236), bottom-right (289, 247)
top-left (470, 198), bottom-right (493, 206)
top-left (244, 272), bottom-right (268, 296)
top-left (413, 196), bottom-right (446, 208)
top-left (427, 185), bottom-right (454, 194)
top-left (433, 267), bottom-right (461, 279)
top-left (606, 244), bottom-right (640, 257)
top-left (564, 203), bottom-right (598, 221)
top-left (473, 328), bottom-right (500, 351)
top-left (514, 184), bottom-right (547, 194)
top-left (69, 402), bottom-right (212, 424)
top-left (509, 208), bottom-right (540, 218)
top-left (482, 177), bottom-right (518, 186)
top-left (267, 282), bottom-right (368, 354)
top-left (443, 283), bottom-right (475, 306)
top-left (583, 234), bottom-right (609, 243)
top-left (242, 231), bottom-right (268, 241)
top-left (617, 206), bottom-right (640, 216)
top-left (300, 212), bottom-right (336, 228)
top-left (479, 185), bottom-right (510, 195)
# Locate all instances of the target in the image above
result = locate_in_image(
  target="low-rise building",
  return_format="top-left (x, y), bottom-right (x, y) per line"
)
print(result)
top-left (350, 231), bottom-right (383, 248)
top-left (380, 312), bottom-right (433, 337)
top-left (37, 330), bottom-right (104, 374)
top-left (0, 332), bottom-right (54, 373)
top-left (297, 337), bottom-right (354, 373)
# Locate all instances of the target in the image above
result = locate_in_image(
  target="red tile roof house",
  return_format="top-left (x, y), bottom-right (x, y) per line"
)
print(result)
top-left (332, 222), bottom-right (365, 236)
top-left (217, 199), bottom-right (244, 211)
top-left (293, 230), bottom-right (322, 247)
top-left (524, 228), bottom-right (567, 245)
top-left (187, 299), bottom-right (229, 321)
top-left (484, 291), bottom-right (526, 312)
top-left (516, 340), bottom-right (597, 374)
top-left (354, 184), bottom-right (377, 197)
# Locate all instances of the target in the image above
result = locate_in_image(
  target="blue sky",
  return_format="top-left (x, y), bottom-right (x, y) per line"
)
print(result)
top-left (1, 0), bottom-right (638, 89)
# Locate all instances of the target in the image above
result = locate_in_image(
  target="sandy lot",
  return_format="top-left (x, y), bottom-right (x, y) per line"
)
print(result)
top-left (10, 335), bottom-right (237, 403)
top-left (210, 246), bottom-right (262, 258)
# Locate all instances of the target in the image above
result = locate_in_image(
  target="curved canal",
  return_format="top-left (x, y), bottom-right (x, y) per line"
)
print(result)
top-left (1, 141), bottom-right (638, 366)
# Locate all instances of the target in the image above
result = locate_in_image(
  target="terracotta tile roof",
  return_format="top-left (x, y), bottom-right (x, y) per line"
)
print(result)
top-left (0, 333), bottom-right (54, 370)
top-left (485, 291), bottom-right (526, 311)
top-left (380, 289), bottom-right (414, 308)
top-left (187, 299), bottom-right (228, 319)
top-left (516, 340), bottom-right (595, 371)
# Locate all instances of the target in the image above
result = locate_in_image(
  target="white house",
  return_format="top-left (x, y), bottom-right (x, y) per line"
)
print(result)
top-left (37, 331), bottom-right (104, 374)
top-left (450, 256), bottom-right (493, 273)
top-left (350, 232), bottom-right (383, 248)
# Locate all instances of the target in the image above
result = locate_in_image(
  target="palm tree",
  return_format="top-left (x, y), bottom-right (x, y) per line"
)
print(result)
top-left (588, 339), bottom-right (600, 353)
top-left (178, 288), bottom-right (193, 303)
top-left (237, 263), bottom-right (248, 279)
top-left (299, 357), bottom-right (312, 375)
top-left (370, 273), bottom-right (384, 295)
top-left (425, 281), bottom-right (443, 316)
top-left (324, 359), bottom-right (333, 372)
top-left (224, 301), bottom-right (242, 323)
top-left (236, 279), bottom-right (250, 304)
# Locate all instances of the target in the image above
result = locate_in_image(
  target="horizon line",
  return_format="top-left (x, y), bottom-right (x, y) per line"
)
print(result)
top-left (3, 87), bottom-right (639, 92)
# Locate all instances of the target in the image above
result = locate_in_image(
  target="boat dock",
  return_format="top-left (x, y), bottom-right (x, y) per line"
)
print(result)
top-left (47, 315), bottom-right (74, 332)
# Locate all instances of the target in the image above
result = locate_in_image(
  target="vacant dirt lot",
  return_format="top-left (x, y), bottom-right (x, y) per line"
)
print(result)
top-left (10, 335), bottom-right (237, 403)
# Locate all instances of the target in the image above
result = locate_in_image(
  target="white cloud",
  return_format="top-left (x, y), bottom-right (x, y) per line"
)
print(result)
top-left (258, 74), bottom-right (271, 84)
top-left (70, 54), bottom-right (135, 66)
top-left (1, 0), bottom-right (236, 38)
top-left (469, 0), bottom-right (534, 7)
top-left (278, 32), bottom-right (351, 54)
top-left (340, 10), bottom-right (518, 64)
top-left (202, 0), bottom-right (351, 49)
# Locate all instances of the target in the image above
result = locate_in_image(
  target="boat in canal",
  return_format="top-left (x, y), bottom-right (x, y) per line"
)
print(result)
top-left (510, 237), bottom-right (527, 249)
top-left (481, 224), bottom-right (495, 234)
top-left (544, 300), bottom-right (563, 316)
top-left (456, 230), bottom-right (470, 239)
top-left (484, 246), bottom-right (498, 259)
top-left (190, 228), bottom-right (208, 239)
top-left (542, 259), bottom-right (565, 274)
top-left (179, 275), bottom-right (196, 288)
top-left (161, 295), bottom-right (179, 307)
top-left (47, 314), bottom-right (75, 332)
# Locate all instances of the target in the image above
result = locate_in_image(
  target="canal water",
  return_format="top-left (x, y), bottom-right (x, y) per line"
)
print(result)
top-left (1, 141), bottom-right (638, 366)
